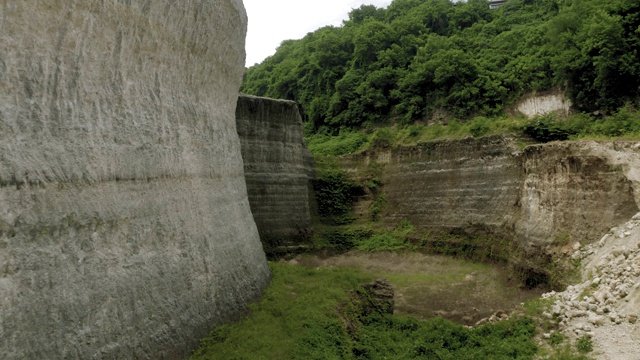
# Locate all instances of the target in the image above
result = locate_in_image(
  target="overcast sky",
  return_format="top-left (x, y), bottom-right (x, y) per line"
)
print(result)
top-left (243, 0), bottom-right (393, 66)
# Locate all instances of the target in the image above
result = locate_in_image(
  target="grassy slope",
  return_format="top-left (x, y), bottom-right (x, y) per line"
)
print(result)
top-left (190, 261), bottom-right (591, 360)
top-left (307, 108), bottom-right (640, 157)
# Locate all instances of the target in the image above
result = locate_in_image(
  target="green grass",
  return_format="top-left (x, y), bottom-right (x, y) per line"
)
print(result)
top-left (356, 315), bottom-right (538, 360)
top-left (307, 130), bottom-right (370, 157)
top-left (190, 259), bottom-right (600, 360)
top-left (190, 263), bottom-right (372, 360)
top-left (191, 262), bottom-right (544, 360)
top-left (305, 107), bottom-right (640, 158)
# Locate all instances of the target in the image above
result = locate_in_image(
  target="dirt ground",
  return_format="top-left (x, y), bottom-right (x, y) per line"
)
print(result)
top-left (292, 251), bottom-right (544, 325)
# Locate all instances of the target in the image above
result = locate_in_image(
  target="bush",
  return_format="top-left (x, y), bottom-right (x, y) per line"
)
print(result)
top-left (469, 116), bottom-right (491, 138)
top-left (522, 114), bottom-right (577, 142)
top-left (369, 128), bottom-right (395, 148)
top-left (314, 227), bottom-right (372, 250)
top-left (369, 193), bottom-right (386, 221)
top-left (357, 315), bottom-right (538, 359)
top-left (588, 104), bottom-right (640, 137)
top-left (313, 169), bottom-right (361, 218)
top-left (549, 332), bottom-right (565, 346)
top-left (357, 232), bottom-right (412, 251)
top-left (307, 130), bottom-right (369, 157)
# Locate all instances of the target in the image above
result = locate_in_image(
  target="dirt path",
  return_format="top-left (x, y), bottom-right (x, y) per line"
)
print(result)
top-left (291, 251), bottom-right (543, 325)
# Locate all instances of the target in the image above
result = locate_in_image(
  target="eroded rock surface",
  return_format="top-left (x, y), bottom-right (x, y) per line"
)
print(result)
top-left (371, 136), bottom-right (522, 234)
top-left (342, 138), bottom-right (640, 285)
top-left (515, 142), bottom-right (639, 279)
top-left (236, 95), bottom-right (315, 252)
top-left (0, 1), bottom-right (270, 358)
top-left (516, 92), bottom-right (572, 118)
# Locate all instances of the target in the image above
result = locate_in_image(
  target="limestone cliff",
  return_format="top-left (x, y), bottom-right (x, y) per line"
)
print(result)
top-left (0, 1), bottom-right (270, 359)
top-left (236, 95), bottom-right (315, 252)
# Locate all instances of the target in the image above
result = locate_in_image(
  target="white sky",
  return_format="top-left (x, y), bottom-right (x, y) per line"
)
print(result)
top-left (243, 0), bottom-right (393, 67)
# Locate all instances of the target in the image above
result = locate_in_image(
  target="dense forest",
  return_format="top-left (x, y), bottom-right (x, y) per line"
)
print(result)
top-left (241, 0), bottom-right (640, 134)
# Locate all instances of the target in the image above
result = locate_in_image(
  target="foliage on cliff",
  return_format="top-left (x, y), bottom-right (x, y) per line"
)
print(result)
top-left (241, 0), bottom-right (640, 133)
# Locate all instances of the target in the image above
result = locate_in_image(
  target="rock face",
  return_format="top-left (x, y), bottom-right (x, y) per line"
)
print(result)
top-left (342, 137), bottom-right (640, 282)
top-left (516, 142), bottom-right (639, 251)
top-left (0, 1), bottom-right (270, 359)
top-left (236, 95), bottom-right (315, 252)
top-left (361, 136), bottom-right (522, 234)
top-left (516, 92), bottom-right (572, 118)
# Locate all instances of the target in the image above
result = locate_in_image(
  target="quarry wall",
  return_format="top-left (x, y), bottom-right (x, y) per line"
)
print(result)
top-left (236, 95), bottom-right (315, 251)
top-left (341, 136), bottom-right (522, 237)
top-left (342, 137), bottom-right (640, 279)
top-left (0, 1), bottom-right (270, 359)
top-left (515, 141), bottom-right (640, 276)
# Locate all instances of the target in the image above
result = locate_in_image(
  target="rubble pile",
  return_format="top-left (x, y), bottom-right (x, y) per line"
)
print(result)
top-left (540, 214), bottom-right (640, 358)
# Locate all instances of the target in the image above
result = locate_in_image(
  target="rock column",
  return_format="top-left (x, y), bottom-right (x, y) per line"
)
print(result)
top-left (0, 1), bottom-right (270, 358)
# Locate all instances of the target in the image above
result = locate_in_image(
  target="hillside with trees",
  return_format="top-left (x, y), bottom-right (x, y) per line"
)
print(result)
top-left (241, 0), bottom-right (640, 134)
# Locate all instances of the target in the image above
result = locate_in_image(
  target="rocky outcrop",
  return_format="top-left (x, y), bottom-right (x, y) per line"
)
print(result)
top-left (236, 95), bottom-right (315, 252)
top-left (541, 215), bottom-right (640, 359)
top-left (0, 1), bottom-right (270, 359)
top-left (356, 136), bottom-right (523, 235)
top-left (516, 92), bottom-right (572, 118)
top-left (516, 142), bottom-right (639, 265)
top-left (342, 137), bottom-right (640, 284)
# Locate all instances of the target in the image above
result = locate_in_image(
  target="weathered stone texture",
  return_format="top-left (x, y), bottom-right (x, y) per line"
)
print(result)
top-left (0, 1), bottom-right (270, 359)
top-left (342, 137), bottom-right (640, 281)
top-left (516, 92), bottom-right (572, 118)
top-left (236, 95), bottom-right (314, 250)
top-left (516, 142), bottom-right (639, 249)
top-left (343, 136), bottom-right (523, 234)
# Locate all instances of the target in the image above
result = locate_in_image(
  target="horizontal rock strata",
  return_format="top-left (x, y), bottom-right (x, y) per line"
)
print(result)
top-left (373, 136), bottom-right (522, 233)
top-left (342, 137), bottom-right (640, 281)
top-left (236, 95), bottom-right (315, 252)
top-left (0, 1), bottom-right (269, 359)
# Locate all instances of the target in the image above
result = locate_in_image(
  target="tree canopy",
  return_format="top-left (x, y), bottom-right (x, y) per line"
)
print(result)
top-left (241, 0), bottom-right (640, 133)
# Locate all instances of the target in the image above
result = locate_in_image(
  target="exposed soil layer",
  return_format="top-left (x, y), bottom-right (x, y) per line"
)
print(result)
top-left (293, 251), bottom-right (544, 326)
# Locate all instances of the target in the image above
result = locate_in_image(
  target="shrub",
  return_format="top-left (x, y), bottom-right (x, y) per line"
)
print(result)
top-left (549, 332), bottom-right (565, 346)
top-left (306, 130), bottom-right (369, 157)
top-left (576, 335), bottom-right (593, 354)
top-left (469, 116), bottom-right (491, 138)
top-left (522, 114), bottom-right (577, 142)
top-left (313, 170), bottom-right (361, 218)
top-left (369, 193), bottom-right (386, 221)
top-left (314, 228), bottom-right (372, 250)
top-left (357, 232), bottom-right (412, 251)
top-left (369, 128), bottom-right (395, 148)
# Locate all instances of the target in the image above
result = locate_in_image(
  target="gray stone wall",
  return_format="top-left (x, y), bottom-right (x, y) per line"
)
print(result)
top-left (380, 136), bottom-right (522, 234)
top-left (341, 137), bottom-right (640, 280)
top-left (341, 136), bottom-right (523, 236)
top-left (0, 1), bottom-right (270, 358)
top-left (515, 141), bottom-right (639, 264)
top-left (236, 95), bottom-right (315, 251)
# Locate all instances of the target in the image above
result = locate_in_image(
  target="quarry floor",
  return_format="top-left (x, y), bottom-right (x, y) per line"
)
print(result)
top-left (284, 218), bottom-right (640, 360)
top-left (290, 251), bottom-right (544, 326)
